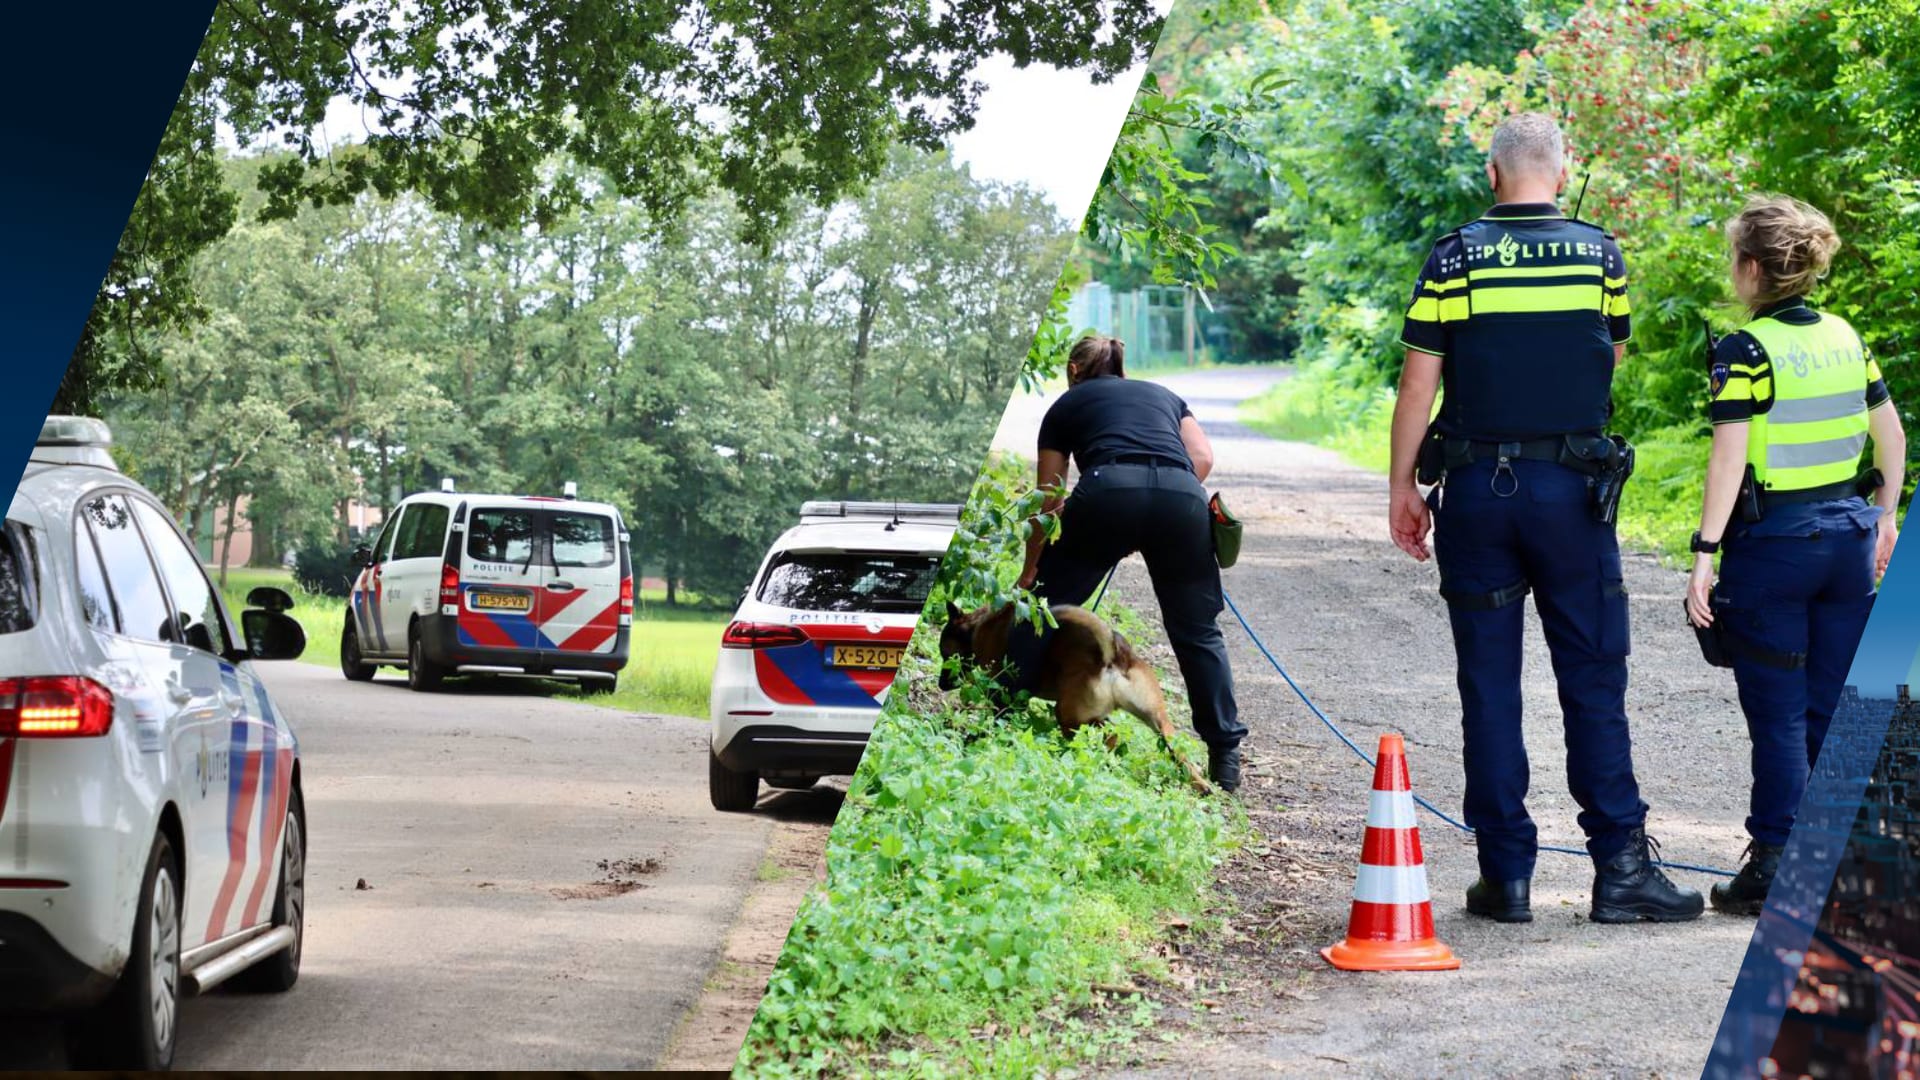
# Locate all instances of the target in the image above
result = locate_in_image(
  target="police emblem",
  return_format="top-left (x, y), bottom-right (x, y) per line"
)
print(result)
top-left (1710, 362), bottom-right (1730, 396)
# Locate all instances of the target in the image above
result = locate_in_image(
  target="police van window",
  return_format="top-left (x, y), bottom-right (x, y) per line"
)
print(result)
top-left (550, 512), bottom-right (615, 568)
top-left (131, 499), bottom-right (233, 658)
top-left (755, 552), bottom-right (940, 613)
top-left (0, 522), bottom-right (38, 634)
top-left (395, 503), bottom-right (450, 560)
top-left (370, 509), bottom-right (403, 563)
top-left (468, 508), bottom-right (536, 564)
top-left (83, 495), bottom-right (173, 644)
top-left (74, 522), bottom-right (116, 632)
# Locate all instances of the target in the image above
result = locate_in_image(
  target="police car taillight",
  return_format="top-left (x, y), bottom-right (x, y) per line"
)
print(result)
top-left (0, 676), bottom-right (113, 737)
top-left (721, 622), bottom-right (808, 649)
top-left (439, 563), bottom-right (461, 606)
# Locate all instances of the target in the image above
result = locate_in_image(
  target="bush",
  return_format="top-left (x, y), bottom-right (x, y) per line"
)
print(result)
top-left (292, 542), bottom-right (359, 598)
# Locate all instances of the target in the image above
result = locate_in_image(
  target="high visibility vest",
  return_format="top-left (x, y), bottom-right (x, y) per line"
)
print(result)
top-left (1741, 313), bottom-right (1871, 492)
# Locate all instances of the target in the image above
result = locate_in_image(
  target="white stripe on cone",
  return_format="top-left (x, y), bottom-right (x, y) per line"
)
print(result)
top-left (1366, 789), bottom-right (1417, 830)
top-left (1353, 862), bottom-right (1433, 905)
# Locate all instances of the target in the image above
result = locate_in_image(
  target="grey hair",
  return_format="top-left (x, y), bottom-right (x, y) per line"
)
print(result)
top-left (1488, 112), bottom-right (1565, 182)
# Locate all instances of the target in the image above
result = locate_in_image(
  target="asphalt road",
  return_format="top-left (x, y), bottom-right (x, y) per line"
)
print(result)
top-left (3, 662), bottom-right (784, 1069)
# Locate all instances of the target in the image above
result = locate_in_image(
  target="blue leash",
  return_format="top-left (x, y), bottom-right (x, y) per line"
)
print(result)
top-left (1085, 570), bottom-right (1734, 879)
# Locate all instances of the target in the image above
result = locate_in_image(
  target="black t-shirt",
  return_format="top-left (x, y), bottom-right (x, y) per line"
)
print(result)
top-left (1037, 376), bottom-right (1194, 473)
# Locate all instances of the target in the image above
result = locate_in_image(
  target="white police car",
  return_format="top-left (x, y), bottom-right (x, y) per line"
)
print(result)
top-left (709, 501), bottom-right (956, 811)
top-left (340, 484), bottom-right (632, 692)
top-left (0, 418), bottom-right (308, 1068)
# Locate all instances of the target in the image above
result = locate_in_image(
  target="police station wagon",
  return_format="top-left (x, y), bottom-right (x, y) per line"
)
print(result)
top-left (708, 501), bottom-right (957, 811)
top-left (0, 418), bottom-right (309, 1068)
top-left (341, 483), bottom-right (633, 692)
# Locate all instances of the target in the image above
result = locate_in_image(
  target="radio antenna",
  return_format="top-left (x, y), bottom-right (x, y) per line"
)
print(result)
top-left (1572, 172), bottom-right (1592, 220)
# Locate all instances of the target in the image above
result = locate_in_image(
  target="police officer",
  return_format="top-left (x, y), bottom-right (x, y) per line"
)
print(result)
top-left (1015, 335), bottom-right (1245, 790)
top-left (1388, 112), bottom-right (1703, 924)
top-left (1685, 194), bottom-right (1905, 914)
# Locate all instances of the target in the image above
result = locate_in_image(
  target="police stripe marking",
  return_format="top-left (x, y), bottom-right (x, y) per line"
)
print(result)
top-left (1366, 789), bottom-right (1416, 829)
top-left (1768, 431), bottom-right (1869, 469)
top-left (1353, 863), bottom-right (1432, 905)
top-left (1769, 388), bottom-right (1869, 425)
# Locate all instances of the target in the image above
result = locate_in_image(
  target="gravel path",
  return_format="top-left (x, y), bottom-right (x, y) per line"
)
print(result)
top-left (997, 367), bottom-right (1757, 1078)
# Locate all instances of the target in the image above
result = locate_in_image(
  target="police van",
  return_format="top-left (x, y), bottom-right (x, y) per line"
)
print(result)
top-left (0, 418), bottom-right (309, 1068)
top-left (708, 501), bottom-right (957, 811)
top-left (340, 483), bottom-right (633, 692)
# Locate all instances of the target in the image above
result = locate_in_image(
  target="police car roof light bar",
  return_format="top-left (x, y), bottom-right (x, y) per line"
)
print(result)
top-left (441, 477), bottom-right (457, 493)
top-left (563, 481), bottom-right (578, 500)
top-left (798, 500), bottom-right (961, 523)
top-left (37, 416), bottom-right (113, 448)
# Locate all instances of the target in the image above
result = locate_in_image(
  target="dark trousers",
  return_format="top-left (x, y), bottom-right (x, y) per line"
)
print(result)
top-left (1432, 459), bottom-right (1647, 881)
top-left (1717, 524), bottom-right (1876, 846)
top-left (1029, 462), bottom-right (1244, 750)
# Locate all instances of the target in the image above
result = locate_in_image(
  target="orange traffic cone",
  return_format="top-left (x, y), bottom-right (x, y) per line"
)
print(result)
top-left (1321, 733), bottom-right (1460, 972)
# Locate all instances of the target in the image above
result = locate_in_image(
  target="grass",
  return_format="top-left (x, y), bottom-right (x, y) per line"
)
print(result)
top-left (741, 595), bottom-right (1244, 1078)
top-left (215, 565), bottom-right (726, 717)
top-left (1238, 365), bottom-right (1708, 561)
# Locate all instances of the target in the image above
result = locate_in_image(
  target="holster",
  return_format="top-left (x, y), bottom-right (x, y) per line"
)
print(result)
top-left (1736, 464), bottom-right (1766, 523)
top-left (1563, 433), bottom-right (1634, 525)
top-left (1415, 425), bottom-right (1447, 487)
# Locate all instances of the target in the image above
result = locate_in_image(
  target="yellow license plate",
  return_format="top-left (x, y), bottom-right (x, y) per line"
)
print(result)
top-left (830, 644), bottom-right (903, 669)
top-left (470, 590), bottom-right (532, 613)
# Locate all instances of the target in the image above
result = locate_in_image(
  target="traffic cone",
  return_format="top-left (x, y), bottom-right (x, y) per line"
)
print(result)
top-left (1321, 733), bottom-right (1461, 972)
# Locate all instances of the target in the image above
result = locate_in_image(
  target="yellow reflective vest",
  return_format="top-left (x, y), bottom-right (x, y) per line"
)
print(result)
top-left (1711, 309), bottom-right (1883, 493)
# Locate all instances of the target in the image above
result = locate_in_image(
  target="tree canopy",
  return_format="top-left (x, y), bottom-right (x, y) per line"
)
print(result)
top-left (64, 0), bottom-right (1162, 414)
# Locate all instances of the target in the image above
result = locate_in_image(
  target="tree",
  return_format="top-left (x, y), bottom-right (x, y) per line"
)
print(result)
top-left (61, 0), bottom-right (1163, 414)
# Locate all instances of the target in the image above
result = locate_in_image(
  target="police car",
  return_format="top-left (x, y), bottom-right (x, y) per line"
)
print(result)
top-left (709, 501), bottom-right (957, 811)
top-left (0, 418), bottom-right (308, 1068)
top-left (340, 483), bottom-right (632, 692)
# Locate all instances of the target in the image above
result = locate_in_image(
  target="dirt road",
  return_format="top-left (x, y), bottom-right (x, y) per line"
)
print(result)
top-left (1, 662), bottom-right (832, 1069)
top-left (998, 367), bottom-right (1757, 1077)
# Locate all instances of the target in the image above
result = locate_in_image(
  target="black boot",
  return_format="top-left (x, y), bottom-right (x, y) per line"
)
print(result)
top-left (1208, 745), bottom-right (1242, 793)
top-left (1591, 828), bottom-right (1705, 924)
top-left (1709, 842), bottom-right (1784, 916)
top-left (1466, 877), bottom-right (1532, 923)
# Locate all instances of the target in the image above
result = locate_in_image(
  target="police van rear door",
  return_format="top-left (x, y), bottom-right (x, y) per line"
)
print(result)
top-left (456, 504), bottom-right (544, 650)
top-left (537, 507), bottom-right (625, 657)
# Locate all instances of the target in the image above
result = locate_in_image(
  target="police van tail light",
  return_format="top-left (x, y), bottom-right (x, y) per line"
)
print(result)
top-left (439, 563), bottom-right (461, 608)
top-left (618, 575), bottom-right (634, 624)
top-left (721, 622), bottom-right (808, 650)
top-left (0, 677), bottom-right (114, 738)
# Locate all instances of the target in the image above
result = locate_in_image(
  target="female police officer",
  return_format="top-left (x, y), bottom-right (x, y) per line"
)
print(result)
top-left (1686, 194), bottom-right (1906, 914)
top-left (1014, 335), bottom-right (1245, 790)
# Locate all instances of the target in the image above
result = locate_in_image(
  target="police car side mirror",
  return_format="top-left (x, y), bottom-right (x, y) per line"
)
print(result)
top-left (242, 609), bottom-right (307, 662)
top-left (353, 544), bottom-right (374, 568)
top-left (246, 586), bottom-right (295, 613)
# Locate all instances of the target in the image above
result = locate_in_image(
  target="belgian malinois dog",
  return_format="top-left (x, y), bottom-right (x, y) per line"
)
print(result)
top-left (938, 601), bottom-right (1212, 795)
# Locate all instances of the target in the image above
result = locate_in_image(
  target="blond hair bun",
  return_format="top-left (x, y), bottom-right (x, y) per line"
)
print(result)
top-left (1725, 194), bottom-right (1841, 308)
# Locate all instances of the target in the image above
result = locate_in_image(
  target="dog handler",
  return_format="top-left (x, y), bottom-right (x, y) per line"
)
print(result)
top-left (1387, 112), bottom-right (1702, 924)
top-left (1685, 195), bottom-right (1905, 914)
top-left (1015, 335), bottom-right (1245, 791)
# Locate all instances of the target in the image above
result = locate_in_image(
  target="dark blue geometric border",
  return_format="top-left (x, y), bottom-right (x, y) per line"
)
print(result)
top-left (0, 5), bottom-right (214, 477)
top-left (1706, 549), bottom-right (1920, 1077)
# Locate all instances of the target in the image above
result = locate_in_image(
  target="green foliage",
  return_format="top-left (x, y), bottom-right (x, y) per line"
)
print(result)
top-left (291, 543), bottom-right (357, 599)
top-left (66, 0), bottom-right (1166, 412)
top-left (100, 146), bottom-right (1070, 602)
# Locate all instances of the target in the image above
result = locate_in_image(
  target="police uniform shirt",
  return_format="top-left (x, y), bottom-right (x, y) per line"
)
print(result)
top-left (1038, 375), bottom-right (1195, 474)
top-left (1399, 202), bottom-right (1631, 441)
top-left (1708, 298), bottom-right (1888, 537)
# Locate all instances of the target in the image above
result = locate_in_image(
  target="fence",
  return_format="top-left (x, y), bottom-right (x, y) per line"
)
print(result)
top-left (1067, 282), bottom-right (1233, 369)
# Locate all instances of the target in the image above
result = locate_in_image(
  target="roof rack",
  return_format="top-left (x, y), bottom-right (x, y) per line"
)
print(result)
top-left (798, 500), bottom-right (962, 525)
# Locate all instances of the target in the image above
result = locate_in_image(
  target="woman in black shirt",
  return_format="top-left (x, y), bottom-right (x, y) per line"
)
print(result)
top-left (1015, 335), bottom-right (1245, 790)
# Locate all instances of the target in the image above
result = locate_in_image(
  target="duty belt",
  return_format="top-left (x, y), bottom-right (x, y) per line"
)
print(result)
top-left (1100, 453), bottom-right (1192, 471)
top-left (1763, 478), bottom-right (1862, 506)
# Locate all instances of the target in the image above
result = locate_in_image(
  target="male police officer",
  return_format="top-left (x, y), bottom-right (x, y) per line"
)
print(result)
top-left (1386, 113), bottom-right (1703, 925)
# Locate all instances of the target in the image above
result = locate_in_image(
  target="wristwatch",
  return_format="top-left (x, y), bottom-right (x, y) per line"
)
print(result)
top-left (1690, 531), bottom-right (1720, 555)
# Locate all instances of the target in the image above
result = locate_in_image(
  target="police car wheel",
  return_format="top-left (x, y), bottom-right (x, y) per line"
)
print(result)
top-left (340, 623), bottom-right (376, 682)
top-left (709, 750), bottom-right (760, 813)
top-left (407, 628), bottom-right (445, 692)
top-left (236, 791), bottom-right (304, 993)
top-left (71, 832), bottom-right (180, 1069)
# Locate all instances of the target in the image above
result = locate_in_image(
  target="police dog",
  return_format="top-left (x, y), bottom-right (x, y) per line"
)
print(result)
top-left (938, 601), bottom-right (1212, 795)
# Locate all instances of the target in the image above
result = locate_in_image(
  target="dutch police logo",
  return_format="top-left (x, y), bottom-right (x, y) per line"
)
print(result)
top-left (1710, 361), bottom-right (1731, 396)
